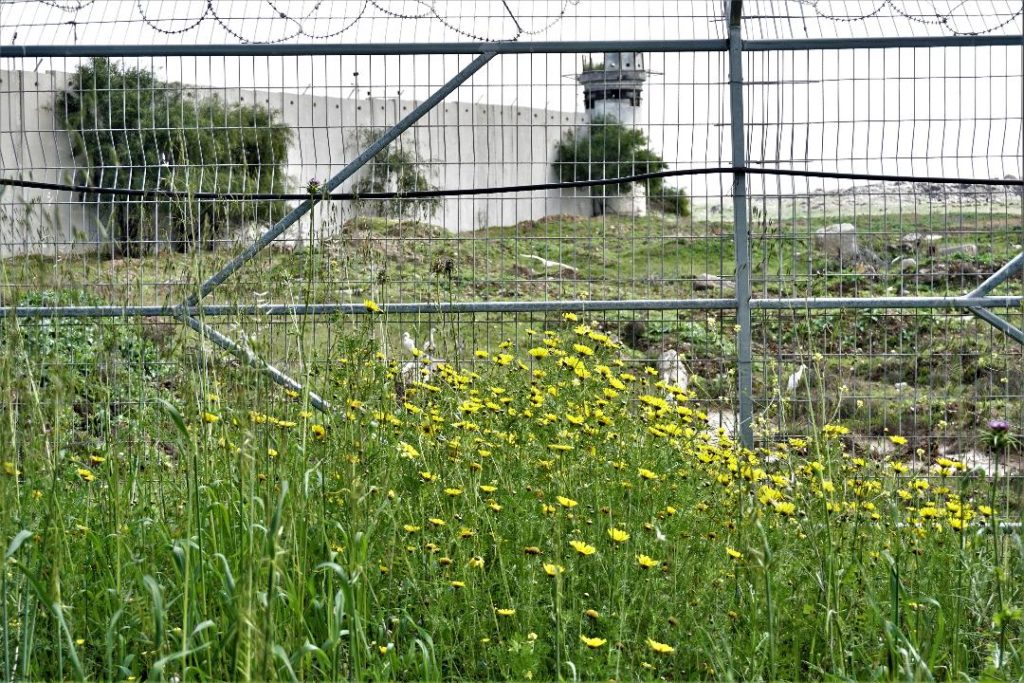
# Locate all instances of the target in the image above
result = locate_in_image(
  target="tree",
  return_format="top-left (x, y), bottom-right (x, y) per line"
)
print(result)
top-left (350, 129), bottom-right (441, 221)
top-left (58, 57), bottom-right (292, 254)
top-left (553, 115), bottom-right (689, 216)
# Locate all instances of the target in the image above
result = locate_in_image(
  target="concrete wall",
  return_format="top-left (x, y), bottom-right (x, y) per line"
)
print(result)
top-left (0, 70), bottom-right (105, 257)
top-left (0, 69), bottom-right (593, 256)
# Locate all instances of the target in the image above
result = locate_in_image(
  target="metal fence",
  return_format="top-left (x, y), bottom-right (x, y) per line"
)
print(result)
top-left (1, 1), bottom-right (1022, 461)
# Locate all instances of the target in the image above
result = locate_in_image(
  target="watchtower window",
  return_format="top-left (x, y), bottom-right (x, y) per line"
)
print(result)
top-left (584, 88), bottom-right (643, 108)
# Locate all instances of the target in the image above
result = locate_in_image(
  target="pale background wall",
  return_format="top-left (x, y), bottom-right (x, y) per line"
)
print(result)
top-left (0, 68), bottom-right (595, 257)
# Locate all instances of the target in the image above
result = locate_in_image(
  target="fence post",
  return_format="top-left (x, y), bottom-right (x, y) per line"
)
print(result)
top-left (727, 0), bottom-right (754, 448)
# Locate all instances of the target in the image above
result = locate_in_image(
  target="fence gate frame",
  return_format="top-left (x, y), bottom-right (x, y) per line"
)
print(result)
top-left (1, 0), bottom-right (1023, 448)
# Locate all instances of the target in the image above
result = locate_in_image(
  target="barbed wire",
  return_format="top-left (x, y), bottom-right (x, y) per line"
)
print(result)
top-left (4, 0), bottom-right (1021, 44)
top-left (11, 1), bottom-right (583, 44)
top-left (793, 0), bottom-right (1024, 36)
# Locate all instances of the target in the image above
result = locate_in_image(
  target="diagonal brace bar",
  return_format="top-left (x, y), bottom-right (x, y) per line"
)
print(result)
top-left (964, 250), bottom-right (1024, 348)
top-left (181, 314), bottom-right (331, 412)
top-left (967, 306), bottom-right (1024, 347)
top-left (968, 250), bottom-right (1024, 298)
top-left (184, 50), bottom-right (496, 307)
top-left (174, 51), bottom-right (497, 413)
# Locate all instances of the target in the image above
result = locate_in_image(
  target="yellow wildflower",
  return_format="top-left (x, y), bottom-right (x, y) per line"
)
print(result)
top-left (607, 528), bottom-right (630, 543)
top-left (570, 540), bottom-right (597, 556)
top-left (647, 638), bottom-right (676, 654)
top-left (637, 554), bottom-right (659, 569)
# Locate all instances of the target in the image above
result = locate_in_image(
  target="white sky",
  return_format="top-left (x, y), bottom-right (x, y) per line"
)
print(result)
top-left (1, 1), bottom-right (1022, 198)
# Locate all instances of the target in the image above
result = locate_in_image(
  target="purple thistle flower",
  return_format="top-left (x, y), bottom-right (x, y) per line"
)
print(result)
top-left (987, 419), bottom-right (1011, 432)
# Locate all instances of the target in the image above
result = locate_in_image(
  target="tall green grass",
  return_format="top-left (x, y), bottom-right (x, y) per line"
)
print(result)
top-left (1, 304), bottom-right (1021, 680)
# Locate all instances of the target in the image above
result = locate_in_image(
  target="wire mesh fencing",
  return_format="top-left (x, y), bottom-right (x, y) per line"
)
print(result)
top-left (0, 0), bottom-right (1022, 472)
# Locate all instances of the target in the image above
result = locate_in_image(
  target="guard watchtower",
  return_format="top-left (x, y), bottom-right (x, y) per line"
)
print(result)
top-left (577, 52), bottom-right (647, 126)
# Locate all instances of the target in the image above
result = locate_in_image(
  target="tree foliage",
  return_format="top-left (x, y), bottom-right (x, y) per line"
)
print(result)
top-left (554, 115), bottom-right (689, 215)
top-left (58, 57), bottom-right (292, 254)
top-left (350, 129), bottom-right (442, 220)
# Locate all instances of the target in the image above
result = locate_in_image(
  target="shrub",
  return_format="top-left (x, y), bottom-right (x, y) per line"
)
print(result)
top-left (3, 289), bottom-right (168, 436)
top-left (648, 185), bottom-right (691, 217)
top-left (58, 57), bottom-right (292, 254)
top-left (554, 115), bottom-right (689, 215)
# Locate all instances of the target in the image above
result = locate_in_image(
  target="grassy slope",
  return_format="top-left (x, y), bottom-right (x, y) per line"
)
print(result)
top-left (1, 209), bottom-right (1022, 445)
top-left (1, 209), bottom-right (1024, 679)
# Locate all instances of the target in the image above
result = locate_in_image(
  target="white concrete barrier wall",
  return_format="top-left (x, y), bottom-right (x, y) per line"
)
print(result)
top-left (0, 69), bottom-right (594, 257)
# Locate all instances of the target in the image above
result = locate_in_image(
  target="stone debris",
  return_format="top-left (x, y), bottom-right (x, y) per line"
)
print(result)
top-left (935, 243), bottom-right (979, 258)
top-left (693, 179), bottom-right (1023, 221)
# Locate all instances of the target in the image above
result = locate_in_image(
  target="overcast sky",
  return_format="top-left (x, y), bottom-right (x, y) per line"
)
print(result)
top-left (1, 1), bottom-right (1022, 199)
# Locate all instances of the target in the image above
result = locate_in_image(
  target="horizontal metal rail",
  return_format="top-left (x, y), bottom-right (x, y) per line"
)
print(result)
top-left (0, 39), bottom-right (727, 58)
top-left (3, 295), bottom-right (1021, 318)
top-left (2, 34), bottom-right (1021, 59)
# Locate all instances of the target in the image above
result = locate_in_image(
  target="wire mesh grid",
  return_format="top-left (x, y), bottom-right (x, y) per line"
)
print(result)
top-left (0, 1), bottom-right (1022, 475)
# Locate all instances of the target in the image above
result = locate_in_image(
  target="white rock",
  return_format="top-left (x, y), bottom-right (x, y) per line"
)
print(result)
top-left (656, 349), bottom-right (689, 393)
top-left (814, 223), bottom-right (858, 258)
top-left (693, 273), bottom-right (736, 292)
top-left (900, 233), bottom-right (943, 251)
top-left (704, 408), bottom-right (736, 443)
top-left (897, 257), bottom-right (917, 272)
top-left (785, 364), bottom-right (808, 392)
